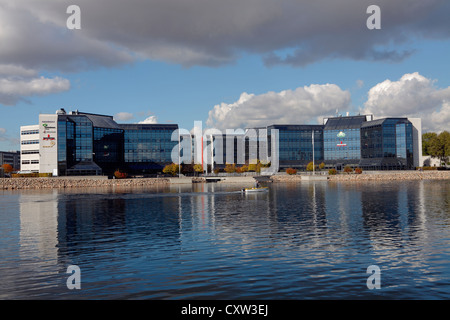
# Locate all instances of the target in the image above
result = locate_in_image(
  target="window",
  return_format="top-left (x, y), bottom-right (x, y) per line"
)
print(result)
top-left (21, 140), bottom-right (39, 145)
top-left (21, 150), bottom-right (39, 155)
top-left (21, 130), bottom-right (39, 135)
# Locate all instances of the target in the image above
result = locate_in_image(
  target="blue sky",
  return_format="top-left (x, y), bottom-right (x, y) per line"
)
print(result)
top-left (1, 0), bottom-right (450, 150)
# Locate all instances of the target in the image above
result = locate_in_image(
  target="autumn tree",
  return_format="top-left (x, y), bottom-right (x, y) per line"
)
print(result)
top-left (193, 164), bottom-right (203, 175)
top-left (1, 164), bottom-right (13, 173)
top-left (163, 163), bottom-right (180, 176)
top-left (306, 161), bottom-right (317, 171)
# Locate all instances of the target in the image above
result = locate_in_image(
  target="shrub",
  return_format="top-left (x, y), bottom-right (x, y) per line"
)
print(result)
top-left (328, 168), bottom-right (337, 175)
top-left (354, 167), bottom-right (363, 174)
top-left (38, 173), bottom-right (53, 177)
top-left (286, 168), bottom-right (297, 175)
top-left (12, 173), bottom-right (39, 178)
top-left (114, 169), bottom-right (128, 179)
top-left (213, 168), bottom-right (220, 174)
top-left (224, 163), bottom-right (236, 173)
top-left (344, 166), bottom-right (353, 173)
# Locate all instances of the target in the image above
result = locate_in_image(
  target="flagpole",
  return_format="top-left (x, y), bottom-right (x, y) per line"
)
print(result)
top-left (312, 129), bottom-right (315, 175)
top-left (178, 130), bottom-right (181, 177)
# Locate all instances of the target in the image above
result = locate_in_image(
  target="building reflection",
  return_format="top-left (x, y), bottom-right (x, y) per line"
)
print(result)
top-left (15, 180), bottom-right (447, 276)
top-left (19, 190), bottom-right (59, 268)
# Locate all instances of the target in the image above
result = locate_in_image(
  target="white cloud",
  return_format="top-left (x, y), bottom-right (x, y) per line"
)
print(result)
top-left (114, 112), bottom-right (134, 121)
top-left (0, 75), bottom-right (70, 106)
top-left (138, 115), bottom-right (158, 124)
top-left (363, 72), bottom-right (450, 132)
top-left (207, 84), bottom-right (351, 129)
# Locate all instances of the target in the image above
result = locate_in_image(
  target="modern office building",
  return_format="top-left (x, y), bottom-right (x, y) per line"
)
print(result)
top-left (20, 109), bottom-right (179, 176)
top-left (20, 125), bottom-right (40, 172)
top-left (267, 125), bottom-right (324, 170)
top-left (20, 110), bottom-right (423, 175)
top-left (0, 150), bottom-right (20, 170)
top-left (249, 114), bottom-right (422, 171)
top-left (119, 123), bottom-right (179, 174)
top-left (359, 118), bottom-right (415, 170)
top-left (323, 115), bottom-right (370, 169)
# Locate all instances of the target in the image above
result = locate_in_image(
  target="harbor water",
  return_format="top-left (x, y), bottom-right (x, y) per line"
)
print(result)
top-left (0, 180), bottom-right (449, 299)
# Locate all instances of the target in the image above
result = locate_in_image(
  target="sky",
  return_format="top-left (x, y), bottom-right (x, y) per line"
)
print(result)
top-left (1, 0), bottom-right (450, 151)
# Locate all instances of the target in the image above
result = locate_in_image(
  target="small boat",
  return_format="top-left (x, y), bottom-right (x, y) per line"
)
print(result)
top-left (241, 187), bottom-right (269, 193)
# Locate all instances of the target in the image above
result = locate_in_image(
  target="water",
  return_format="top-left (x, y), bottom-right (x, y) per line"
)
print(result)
top-left (0, 180), bottom-right (449, 300)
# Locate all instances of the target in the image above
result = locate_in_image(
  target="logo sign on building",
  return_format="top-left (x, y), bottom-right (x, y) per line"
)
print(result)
top-left (337, 131), bottom-right (347, 147)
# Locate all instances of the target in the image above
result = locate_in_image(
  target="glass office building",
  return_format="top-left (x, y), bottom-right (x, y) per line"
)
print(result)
top-left (56, 112), bottom-right (124, 176)
top-left (360, 118), bottom-right (414, 170)
top-left (267, 125), bottom-right (324, 169)
top-left (119, 124), bottom-right (179, 173)
top-left (22, 110), bottom-right (422, 175)
top-left (323, 115), bottom-right (367, 168)
top-left (26, 110), bottom-right (178, 176)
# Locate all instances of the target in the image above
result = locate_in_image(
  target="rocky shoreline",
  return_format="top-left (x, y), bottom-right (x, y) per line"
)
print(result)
top-left (271, 171), bottom-right (450, 182)
top-left (1, 171), bottom-right (449, 190)
top-left (0, 177), bottom-right (171, 190)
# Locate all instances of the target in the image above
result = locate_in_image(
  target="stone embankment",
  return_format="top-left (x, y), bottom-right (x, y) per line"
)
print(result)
top-left (0, 177), bottom-right (171, 190)
top-left (271, 171), bottom-right (450, 182)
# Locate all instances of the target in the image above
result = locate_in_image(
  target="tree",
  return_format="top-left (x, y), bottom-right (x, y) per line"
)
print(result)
top-left (1, 164), bottom-right (13, 173)
top-left (319, 162), bottom-right (325, 170)
top-left (422, 132), bottom-right (437, 156)
top-left (163, 163), bottom-right (180, 176)
top-left (428, 131), bottom-right (450, 165)
top-left (306, 161), bottom-right (317, 172)
top-left (193, 164), bottom-right (203, 175)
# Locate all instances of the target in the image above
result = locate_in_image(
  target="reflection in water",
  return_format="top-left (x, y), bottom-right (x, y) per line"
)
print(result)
top-left (0, 180), bottom-right (449, 299)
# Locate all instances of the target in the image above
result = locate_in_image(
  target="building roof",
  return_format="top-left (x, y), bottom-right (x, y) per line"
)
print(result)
top-left (119, 123), bottom-right (178, 130)
top-left (81, 113), bottom-right (122, 130)
top-left (324, 115), bottom-right (367, 130)
top-left (267, 124), bottom-right (324, 131)
top-left (361, 117), bottom-right (409, 128)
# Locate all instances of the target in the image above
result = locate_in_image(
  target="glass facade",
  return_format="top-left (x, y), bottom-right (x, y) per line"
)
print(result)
top-left (93, 127), bottom-right (124, 173)
top-left (361, 118), bottom-right (414, 170)
top-left (324, 128), bottom-right (361, 160)
top-left (267, 125), bottom-right (324, 169)
top-left (120, 124), bottom-right (179, 172)
top-left (35, 111), bottom-right (420, 175)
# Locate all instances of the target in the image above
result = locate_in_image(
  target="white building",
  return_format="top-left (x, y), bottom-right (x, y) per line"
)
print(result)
top-left (20, 124), bottom-right (40, 173)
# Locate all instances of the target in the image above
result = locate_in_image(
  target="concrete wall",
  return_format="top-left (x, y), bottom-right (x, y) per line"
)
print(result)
top-left (409, 118), bottom-right (423, 168)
